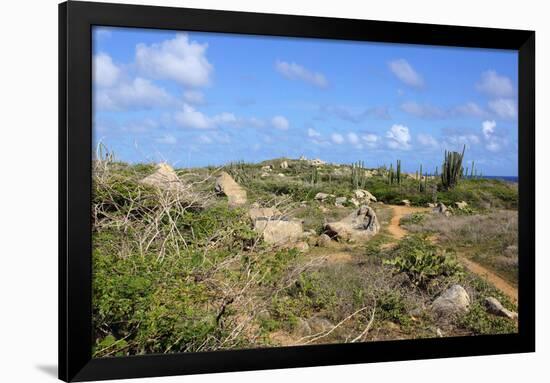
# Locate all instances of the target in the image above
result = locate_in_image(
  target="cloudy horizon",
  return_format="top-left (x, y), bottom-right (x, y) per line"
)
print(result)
top-left (92, 27), bottom-right (518, 176)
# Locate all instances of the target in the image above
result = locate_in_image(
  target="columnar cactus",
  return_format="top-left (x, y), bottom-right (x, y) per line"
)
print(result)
top-left (441, 145), bottom-right (466, 190)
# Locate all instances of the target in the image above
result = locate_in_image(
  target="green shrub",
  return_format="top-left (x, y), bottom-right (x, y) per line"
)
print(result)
top-left (458, 303), bottom-right (517, 335)
top-left (384, 235), bottom-right (463, 288)
top-left (376, 291), bottom-right (412, 327)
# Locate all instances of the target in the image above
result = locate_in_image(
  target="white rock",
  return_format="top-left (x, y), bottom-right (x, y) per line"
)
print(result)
top-left (432, 285), bottom-right (470, 318)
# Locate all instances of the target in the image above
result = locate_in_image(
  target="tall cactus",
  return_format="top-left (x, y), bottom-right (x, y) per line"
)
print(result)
top-left (388, 163), bottom-right (394, 185)
top-left (424, 172), bottom-right (428, 193)
top-left (310, 166), bottom-right (319, 185)
top-left (396, 160), bottom-right (402, 185)
top-left (441, 145), bottom-right (466, 190)
top-left (351, 160), bottom-right (367, 189)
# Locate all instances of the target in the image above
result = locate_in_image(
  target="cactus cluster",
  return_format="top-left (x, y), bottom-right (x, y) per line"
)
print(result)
top-left (226, 160), bottom-right (250, 184)
top-left (351, 160), bottom-right (367, 189)
top-left (441, 145), bottom-right (466, 189)
top-left (310, 166), bottom-right (320, 185)
top-left (388, 160), bottom-right (402, 185)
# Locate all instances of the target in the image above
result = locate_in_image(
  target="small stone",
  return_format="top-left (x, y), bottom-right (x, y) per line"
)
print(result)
top-left (316, 233), bottom-right (332, 247)
top-left (485, 297), bottom-right (518, 320)
top-left (335, 197), bottom-right (347, 206)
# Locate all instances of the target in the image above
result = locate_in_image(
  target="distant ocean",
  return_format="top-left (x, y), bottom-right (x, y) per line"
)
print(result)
top-left (467, 175), bottom-right (518, 182)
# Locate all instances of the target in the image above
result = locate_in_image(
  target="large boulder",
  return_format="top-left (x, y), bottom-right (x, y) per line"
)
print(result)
top-left (431, 285), bottom-right (470, 319)
top-left (215, 171), bottom-right (247, 207)
top-left (140, 163), bottom-right (184, 192)
top-left (354, 189), bottom-right (377, 202)
top-left (484, 297), bottom-right (518, 320)
top-left (280, 160), bottom-right (289, 169)
top-left (324, 205), bottom-right (380, 242)
top-left (254, 219), bottom-right (303, 245)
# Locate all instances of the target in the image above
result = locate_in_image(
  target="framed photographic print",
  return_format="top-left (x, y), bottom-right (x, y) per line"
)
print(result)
top-left (59, 1), bottom-right (535, 381)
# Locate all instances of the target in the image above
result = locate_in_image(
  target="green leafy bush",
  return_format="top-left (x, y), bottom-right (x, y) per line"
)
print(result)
top-left (384, 235), bottom-right (463, 288)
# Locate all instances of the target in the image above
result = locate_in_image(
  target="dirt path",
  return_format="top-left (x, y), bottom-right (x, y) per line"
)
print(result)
top-left (386, 205), bottom-right (429, 239)
top-left (385, 204), bottom-right (518, 303)
top-left (458, 256), bottom-right (518, 302)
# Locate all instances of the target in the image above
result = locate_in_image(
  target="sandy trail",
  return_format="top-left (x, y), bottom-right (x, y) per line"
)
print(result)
top-left (386, 205), bottom-right (430, 239)
top-left (386, 205), bottom-right (518, 303)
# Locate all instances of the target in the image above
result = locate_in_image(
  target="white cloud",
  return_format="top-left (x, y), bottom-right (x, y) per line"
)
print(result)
top-left (174, 106), bottom-right (267, 130)
top-left (417, 133), bottom-right (439, 148)
top-left (95, 77), bottom-right (174, 111)
top-left (482, 120), bottom-right (496, 139)
top-left (198, 134), bottom-right (213, 144)
top-left (453, 102), bottom-right (488, 118)
top-left (388, 59), bottom-right (424, 88)
top-left (401, 101), bottom-right (445, 119)
top-left (481, 120), bottom-right (505, 152)
top-left (93, 53), bottom-right (120, 87)
top-left (174, 103), bottom-right (212, 129)
top-left (275, 60), bottom-right (328, 88)
top-left (488, 98), bottom-right (517, 119)
top-left (136, 34), bottom-right (213, 87)
top-left (347, 132), bottom-right (360, 145)
top-left (183, 90), bottom-right (205, 104)
top-left (476, 70), bottom-right (514, 98)
top-left (308, 128), bottom-right (321, 138)
top-left (331, 133), bottom-right (345, 144)
top-left (361, 134), bottom-right (379, 148)
top-left (444, 134), bottom-right (480, 148)
top-left (156, 134), bottom-right (177, 145)
top-left (320, 104), bottom-right (390, 122)
top-left (486, 140), bottom-right (502, 152)
top-left (271, 115), bottom-right (290, 130)
top-left (386, 124), bottom-right (411, 149)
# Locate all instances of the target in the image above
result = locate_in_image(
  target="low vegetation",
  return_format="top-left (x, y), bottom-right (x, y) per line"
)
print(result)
top-left (92, 154), bottom-right (518, 357)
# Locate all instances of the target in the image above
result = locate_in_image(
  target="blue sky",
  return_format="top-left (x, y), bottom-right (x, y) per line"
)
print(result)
top-left (92, 26), bottom-right (518, 175)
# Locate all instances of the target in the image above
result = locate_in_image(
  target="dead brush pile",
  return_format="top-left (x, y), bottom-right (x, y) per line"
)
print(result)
top-left (91, 158), bottom-right (309, 357)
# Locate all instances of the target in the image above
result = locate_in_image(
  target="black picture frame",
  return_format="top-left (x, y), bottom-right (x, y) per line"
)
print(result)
top-left (59, 1), bottom-right (535, 381)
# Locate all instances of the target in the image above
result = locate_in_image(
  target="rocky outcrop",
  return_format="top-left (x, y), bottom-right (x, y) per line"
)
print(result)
top-left (308, 158), bottom-right (326, 166)
top-left (431, 285), bottom-right (470, 319)
top-left (140, 163), bottom-right (184, 192)
top-left (280, 161), bottom-right (289, 169)
top-left (215, 172), bottom-right (247, 207)
top-left (484, 297), bottom-right (518, 320)
top-left (354, 189), bottom-right (377, 202)
top-left (324, 205), bottom-right (380, 242)
top-left (401, 199), bottom-right (411, 206)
